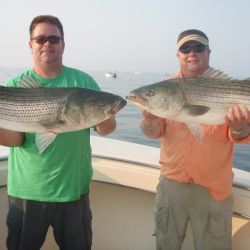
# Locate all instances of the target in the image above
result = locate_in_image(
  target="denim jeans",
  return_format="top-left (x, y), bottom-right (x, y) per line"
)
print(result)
top-left (6, 192), bottom-right (92, 250)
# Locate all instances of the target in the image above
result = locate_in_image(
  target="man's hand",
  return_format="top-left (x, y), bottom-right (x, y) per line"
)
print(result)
top-left (225, 106), bottom-right (250, 138)
top-left (140, 110), bottom-right (165, 139)
top-left (95, 116), bottom-right (116, 136)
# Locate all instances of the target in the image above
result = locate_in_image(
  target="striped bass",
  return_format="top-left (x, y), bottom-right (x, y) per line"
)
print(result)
top-left (1, 77), bottom-right (127, 153)
top-left (126, 77), bottom-right (250, 139)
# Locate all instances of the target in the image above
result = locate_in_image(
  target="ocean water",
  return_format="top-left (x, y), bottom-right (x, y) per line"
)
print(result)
top-left (0, 67), bottom-right (250, 172)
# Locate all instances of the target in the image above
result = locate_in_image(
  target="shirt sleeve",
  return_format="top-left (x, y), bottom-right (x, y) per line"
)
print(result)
top-left (159, 119), bottom-right (168, 136)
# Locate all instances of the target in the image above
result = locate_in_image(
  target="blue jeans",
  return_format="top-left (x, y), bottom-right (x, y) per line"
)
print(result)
top-left (6, 192), bottom-right (92, 250)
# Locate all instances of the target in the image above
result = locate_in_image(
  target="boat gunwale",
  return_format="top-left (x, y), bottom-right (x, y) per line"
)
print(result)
top-left (1, 135), bottom-right (250, 191)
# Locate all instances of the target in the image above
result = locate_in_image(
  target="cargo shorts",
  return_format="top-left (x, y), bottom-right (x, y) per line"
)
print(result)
top-left (155, 176), bottom-right (232, 250)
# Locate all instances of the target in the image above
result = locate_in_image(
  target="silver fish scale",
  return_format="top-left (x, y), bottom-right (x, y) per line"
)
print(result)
top-left (180, 78), bottom-right (250, 108)
top-left (0, 87), bottom-right (70, 122)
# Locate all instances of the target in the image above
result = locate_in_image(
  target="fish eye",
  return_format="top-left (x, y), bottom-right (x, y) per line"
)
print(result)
top-left (98, 99), bottom-right (106, 106)
top-left (146, 89), bottom-right (155, 97)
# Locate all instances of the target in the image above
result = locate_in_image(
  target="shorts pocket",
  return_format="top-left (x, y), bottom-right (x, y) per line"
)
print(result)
top-left (209, 215), bottom-right (231, 238)
top-left (208, 195), bottom-right (232, 238)
top-left (155, 205), bottom-right (169, 233)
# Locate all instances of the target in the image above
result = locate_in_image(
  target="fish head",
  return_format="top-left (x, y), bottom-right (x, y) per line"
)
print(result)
top-left (62, 89), bottom-right (127, 129)
top-left (93, 91), bottom-right (127, 117)
top-left (126, 80), bottom-right (186, 118)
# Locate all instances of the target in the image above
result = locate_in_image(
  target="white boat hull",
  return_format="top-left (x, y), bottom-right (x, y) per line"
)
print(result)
top-left (1, 136), bottom-right (250, 250)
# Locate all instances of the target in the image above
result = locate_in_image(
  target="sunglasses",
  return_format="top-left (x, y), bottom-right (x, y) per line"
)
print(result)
top-left (31, 35), bottom-right (63, 45)
top-left (179, 44), bottom-right (207, 54)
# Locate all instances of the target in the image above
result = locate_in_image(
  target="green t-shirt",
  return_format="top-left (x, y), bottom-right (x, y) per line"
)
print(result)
top-left (7, 66), bottom-right (100, 202)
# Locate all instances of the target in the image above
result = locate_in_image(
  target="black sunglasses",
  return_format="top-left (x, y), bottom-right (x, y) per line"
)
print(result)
top-left (31, 35), bottom-right (63, 45)
top-left (179, 44), bottom-right (207, 54)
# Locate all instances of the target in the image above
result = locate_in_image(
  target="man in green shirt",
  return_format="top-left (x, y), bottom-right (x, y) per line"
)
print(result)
top-left (1, 15), bottom-right (117, 250)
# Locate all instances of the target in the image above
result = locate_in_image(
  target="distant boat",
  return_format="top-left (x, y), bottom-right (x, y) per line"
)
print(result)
top-left (105, 72), bottom-right (117, 78)
top-left (162, 72), bottom-right (171, 77)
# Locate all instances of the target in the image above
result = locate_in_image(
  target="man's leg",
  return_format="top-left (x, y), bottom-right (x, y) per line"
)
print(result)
top-left (155, 177), bottom-right (190, 250)
top-left (189, 185), bottom-right (232, 250)
top-left (52, 192), bottom-right (92, 250)
top-left (6, 196), bottom-right (50, 250)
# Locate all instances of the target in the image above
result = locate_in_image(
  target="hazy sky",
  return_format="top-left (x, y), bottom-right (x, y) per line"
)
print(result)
top-left (0, 0), bottom-right (249, 77)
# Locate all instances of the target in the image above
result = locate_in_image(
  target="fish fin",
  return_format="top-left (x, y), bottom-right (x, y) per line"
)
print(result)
top-left (187, 124), bottom-right (204, 142)
top-left (39, 120), bottom-right (65, 129)
top-left (35, 132), bottom-right (57, 154)
top-left (201, 67), bottom-right (231, 80)
top-left (18, 76), bottom-right (41, 88)
top-left (183, 105), bottom-right (209, 116)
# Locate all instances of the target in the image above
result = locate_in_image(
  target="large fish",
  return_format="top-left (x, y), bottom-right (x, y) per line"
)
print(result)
top-left (126, 76), bottom-right (250, 139)
top-left (1, 77), bottom-right (127, 153)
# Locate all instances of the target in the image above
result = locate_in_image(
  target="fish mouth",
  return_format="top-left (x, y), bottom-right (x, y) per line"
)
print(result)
top-left (126, 95), bottom-right (147, 106)
top-left (118, 97), bottom-right (127, 109)
top-left (105, 98), bottom-right (127, 116)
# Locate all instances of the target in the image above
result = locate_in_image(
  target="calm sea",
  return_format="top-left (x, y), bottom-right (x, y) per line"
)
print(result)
top-left (0, 67), bottom-right (250, 172)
